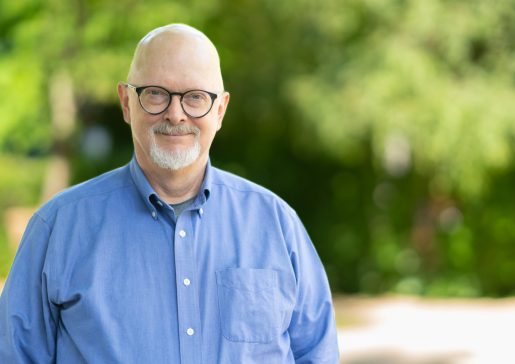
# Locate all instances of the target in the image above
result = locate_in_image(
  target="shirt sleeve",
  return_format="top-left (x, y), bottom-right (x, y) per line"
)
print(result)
top-left (0, 213), bottom-right (59, 364)
top-left (287, 212), bottom-right (339, 363)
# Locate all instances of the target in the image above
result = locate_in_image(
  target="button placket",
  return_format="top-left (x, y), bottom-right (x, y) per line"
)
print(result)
top-left (174, 215), bottom-right (202, 363)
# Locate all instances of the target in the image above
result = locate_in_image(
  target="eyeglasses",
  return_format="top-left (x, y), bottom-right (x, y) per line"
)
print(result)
top-left (126, 83), bottom-right (224, 118)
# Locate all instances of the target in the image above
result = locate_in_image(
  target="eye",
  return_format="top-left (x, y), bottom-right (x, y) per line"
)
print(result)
top-left (141, 87), bottom-right (169, 107)
top-left (185, 92), bottom-right (208, 101)
top-left (142, 87), bottom-right (168, 97)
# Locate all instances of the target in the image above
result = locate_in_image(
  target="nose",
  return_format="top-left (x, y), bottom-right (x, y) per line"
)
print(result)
top-left (164, 94), bottom-right (188, 124)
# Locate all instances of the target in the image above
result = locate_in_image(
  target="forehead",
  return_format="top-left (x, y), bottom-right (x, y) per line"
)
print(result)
top-left (134, 33), bottom-right (219, 91)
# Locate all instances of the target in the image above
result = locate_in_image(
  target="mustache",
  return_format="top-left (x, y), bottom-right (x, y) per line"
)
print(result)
top-left (151, 122), bottom-right (200, 136)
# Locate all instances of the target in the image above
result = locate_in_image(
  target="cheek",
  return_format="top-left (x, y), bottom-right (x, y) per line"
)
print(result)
top-left (194, 120), bottom-right (213, 146)
top-left (130, 115), bottom-right (153, 144)
top-left (128, 96), bottom-right (140, 114)
top-left (200, 118), bottom-right (218, 138)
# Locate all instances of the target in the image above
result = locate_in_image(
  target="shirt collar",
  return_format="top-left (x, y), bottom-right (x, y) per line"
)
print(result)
top-left (129, 153), bottom-right (212, 219)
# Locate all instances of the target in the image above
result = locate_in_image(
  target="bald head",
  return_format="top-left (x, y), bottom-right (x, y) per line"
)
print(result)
top-left (128, 24), bottom-right (223, 91)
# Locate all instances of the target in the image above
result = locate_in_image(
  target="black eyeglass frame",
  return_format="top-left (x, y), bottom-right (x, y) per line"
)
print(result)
top-left (126, 83), bottom-right (224, 118)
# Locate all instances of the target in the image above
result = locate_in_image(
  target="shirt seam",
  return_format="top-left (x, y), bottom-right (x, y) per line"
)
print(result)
top-left (38, 182), bottom-right (136, 223)
top-left (284, 212), bottom-right (296, 249)
top-left (211, 181), bottom-right (278, 198)
top-left (212, 180), bottom-right (297, 246)
top-left (31, 213), bottom-right (59, 314)
top-left (284, 210), bottom-right (299, 311)
top-left (34, 212), bottom-right (52, 228)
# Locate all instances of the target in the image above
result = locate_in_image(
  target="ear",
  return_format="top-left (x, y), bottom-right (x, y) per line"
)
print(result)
top-left (117, 82), bottom-right (132, 124)
top-left (215, 92), bottom-right (230, 131)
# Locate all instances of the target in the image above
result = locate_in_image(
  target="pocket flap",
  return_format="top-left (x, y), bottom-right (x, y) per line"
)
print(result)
top-left (216, 268), bottom-right (277, 292)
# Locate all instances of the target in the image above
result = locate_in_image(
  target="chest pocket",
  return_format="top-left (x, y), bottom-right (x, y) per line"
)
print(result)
top-left (216, 268), bottom-right (280, 343)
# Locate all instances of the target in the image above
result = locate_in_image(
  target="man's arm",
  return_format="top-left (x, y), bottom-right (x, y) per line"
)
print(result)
top-left (287, 212), bottom-right (339, 363)
top-left (0, 214), bottom-right (59, 363)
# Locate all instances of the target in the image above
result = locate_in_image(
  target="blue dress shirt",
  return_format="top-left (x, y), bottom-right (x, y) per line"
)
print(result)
top-left (0, 155), bottom-right (339, 363)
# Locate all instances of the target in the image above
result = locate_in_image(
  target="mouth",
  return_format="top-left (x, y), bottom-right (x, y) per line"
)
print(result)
top-left (160, 132), bottom-right (193, 137)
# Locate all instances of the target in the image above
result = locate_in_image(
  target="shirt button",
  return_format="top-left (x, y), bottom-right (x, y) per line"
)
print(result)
top-left (179, 230), bottom-right (186, 237)
top-left (152, 211), bottom-right (156, 218)
top-left (184, 278), bottom-right (191, 286)
top-left (199, 208), bottom-right (203, 215)
top-left (187, 328), bottom-right (194, 336)
top-left (157, 201), bottom-right (163, 206)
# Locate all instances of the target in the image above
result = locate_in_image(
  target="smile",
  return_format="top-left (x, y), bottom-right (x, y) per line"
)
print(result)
top-left (160, 132), bottom-right (193, 137)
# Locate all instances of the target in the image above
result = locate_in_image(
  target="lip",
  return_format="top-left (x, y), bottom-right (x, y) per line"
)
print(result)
top-left (160, 132), bottom-right (193, 137)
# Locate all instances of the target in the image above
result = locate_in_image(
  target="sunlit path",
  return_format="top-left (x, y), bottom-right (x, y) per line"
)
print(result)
top-left (335, 296), bottom-right (515, 364)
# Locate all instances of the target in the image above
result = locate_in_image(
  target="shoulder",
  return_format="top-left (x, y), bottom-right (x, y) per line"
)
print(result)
top-left (36, 164), bottom-right (134, 223)
top-left (210, 166), bottom-right (297, 220)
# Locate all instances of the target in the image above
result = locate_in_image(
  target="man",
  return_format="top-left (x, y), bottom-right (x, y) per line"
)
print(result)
top-left (0, 24), bottom-right (339, 363)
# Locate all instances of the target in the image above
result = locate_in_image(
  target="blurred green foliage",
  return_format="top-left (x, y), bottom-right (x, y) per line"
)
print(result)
top-left (0, 155), bottom-right (47, 209)
top-left (2, 0), bottom-right (515, 297)
top-left (0, 227), bottom-right (13, 278)
top-left (0, 155), bottom-right (46, 277)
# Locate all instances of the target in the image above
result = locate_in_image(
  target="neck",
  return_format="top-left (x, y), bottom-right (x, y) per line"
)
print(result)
top-left (135, 148), bottom-right (208, 204)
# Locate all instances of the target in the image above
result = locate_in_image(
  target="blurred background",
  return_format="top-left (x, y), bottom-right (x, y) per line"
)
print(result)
top-left (1, 0), bottom-right (515, 362)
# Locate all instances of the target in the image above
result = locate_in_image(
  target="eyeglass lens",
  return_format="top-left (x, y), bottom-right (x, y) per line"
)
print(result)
top-left (139, 87), bottom-right (212, 117)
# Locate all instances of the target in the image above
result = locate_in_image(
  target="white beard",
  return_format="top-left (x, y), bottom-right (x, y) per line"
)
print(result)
top-left (148, 122), bottom-right (201, 171)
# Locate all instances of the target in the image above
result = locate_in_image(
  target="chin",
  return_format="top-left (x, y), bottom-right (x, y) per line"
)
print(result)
top-left (149, 139), bottom-right (201, 171)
